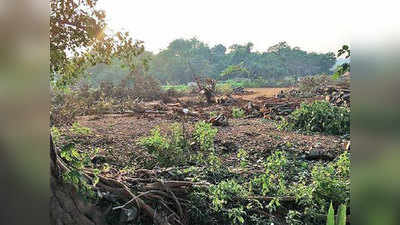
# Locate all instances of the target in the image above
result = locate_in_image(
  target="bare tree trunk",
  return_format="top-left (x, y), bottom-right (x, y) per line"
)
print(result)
top-left (50, 135), bottom-right (108, 225)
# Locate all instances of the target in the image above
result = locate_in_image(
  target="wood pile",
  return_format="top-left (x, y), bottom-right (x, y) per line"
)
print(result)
top-left (262, 99), bottom-right (300, 119)
top-left (322, 85), bottom-right (350, 107)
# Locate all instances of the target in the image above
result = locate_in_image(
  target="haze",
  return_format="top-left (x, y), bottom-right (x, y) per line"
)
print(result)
top-left (98, 0), bottom-right (352, 54)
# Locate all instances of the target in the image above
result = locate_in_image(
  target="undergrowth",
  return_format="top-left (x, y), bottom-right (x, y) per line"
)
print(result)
top-left (279, 100), bottom-right (350, 135)
top-left (139, 121), bottom-right (218, 167)
top-left (232, 107), bottom-right (245, 118)
top-left (188, 150), bottom-right (350, 225)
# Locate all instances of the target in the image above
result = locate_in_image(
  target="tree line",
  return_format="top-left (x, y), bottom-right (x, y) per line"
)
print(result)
top-left (147, 38), bottom-right (336, 84)
top-left (82, 38), bottom-right (337, 87)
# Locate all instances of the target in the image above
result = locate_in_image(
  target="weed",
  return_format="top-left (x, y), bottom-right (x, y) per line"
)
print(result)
top-left (207, 152), bottom-right (222, 172)
top-left (193, 121), bottom-right (218, 152)
top-left (69, 122), bottom-right (92, 135)
top-left (138, 124), bottom-right (189, 167)
top-left (237, 149), bottom-right (249, 168)
top-left (209, 111), bottom-right (218, 118)
top-left (232, 107), bottom-right (245, 118)
top-left (51, 126), bottom-right (62, 143)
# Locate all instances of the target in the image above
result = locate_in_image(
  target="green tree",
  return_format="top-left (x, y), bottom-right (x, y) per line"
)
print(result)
top-left (50, 0), bottom-right (145, 88)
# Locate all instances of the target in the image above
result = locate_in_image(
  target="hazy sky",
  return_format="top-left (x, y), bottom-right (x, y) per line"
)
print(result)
top-left (97, 0), bottom-right (396, 54)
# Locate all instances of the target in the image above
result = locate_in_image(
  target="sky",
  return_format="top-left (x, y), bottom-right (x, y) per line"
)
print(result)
top-left (97, 0), bottom-right (399, 54)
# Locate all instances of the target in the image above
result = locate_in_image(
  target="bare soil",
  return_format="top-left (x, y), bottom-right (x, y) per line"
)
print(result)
top-left (59, 88), bottom-right (347, 170)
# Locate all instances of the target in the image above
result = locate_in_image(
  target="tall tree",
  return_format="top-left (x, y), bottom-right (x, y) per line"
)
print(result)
top-left (50, 1), bottom-right (145, 225)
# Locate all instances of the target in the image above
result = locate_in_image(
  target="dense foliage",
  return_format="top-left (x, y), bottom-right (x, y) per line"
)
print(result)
top-left (149, 39), bottom-right (336, 84)
top-left (82, 38), bottom-right (336, 87)
top-left (139, 122), bottom-right (218, 167)
top-left (280, 101), bottom-right (350, 135)
top-left (50, 0), bottom-right (145, 88)
top-left (189, 150), bottom-right (350, 225)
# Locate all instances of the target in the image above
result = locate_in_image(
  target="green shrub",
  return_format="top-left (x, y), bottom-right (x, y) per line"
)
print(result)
top-left (51, 126), bottom-right (62, 142)
top-left (69, 122), bottom-right (92, 135)
top-left (209, 111), bottom-right (218, 118)
top-left (193, 121), bottom-right (218, 152)
top-left (311, 151), bottom-right (350, 206)
top-left (232, 107), bottom-right (245, 118)
top-left (59, 144), bottom-right (100, 199)
top-left (237, 149), bottom-right (249, 168)
top-left (280, 101), bottom-right (350, 135)
top-left (209, 179), bottom-right (248, 224)
top-left (252, 151), bottom-right (289, 213)
top-left (138, 124), bottom-right (188, 167)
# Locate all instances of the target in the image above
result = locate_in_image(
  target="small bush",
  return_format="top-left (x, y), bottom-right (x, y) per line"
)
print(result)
top-left (232, 107), bottom-right (245, 118)
top-left (237, 149), bottom-right (249, 168)
top-left (209, 179), bottom-right (248, 224)
top-left (193, 121), bottom-right (218, 152)
top-left (138, 124), bottom-right (188, 167)
top-left (280, 101), bottom-right (350, 135)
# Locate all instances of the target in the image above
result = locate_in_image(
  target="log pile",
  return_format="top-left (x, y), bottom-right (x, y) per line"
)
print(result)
top-left (50, 135), bottom-right (208, 225)
top-left (262, 99), bottom-right (300, 119)
top-left (322, 86), bottom-right (350, 107)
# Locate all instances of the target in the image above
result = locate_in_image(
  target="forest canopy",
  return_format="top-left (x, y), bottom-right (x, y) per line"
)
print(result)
top-left (83, 38), bottom-right (337, 87)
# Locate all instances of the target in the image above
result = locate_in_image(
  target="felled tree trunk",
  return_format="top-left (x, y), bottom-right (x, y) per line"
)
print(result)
top-left (50, 135), bottom-right (108, 225)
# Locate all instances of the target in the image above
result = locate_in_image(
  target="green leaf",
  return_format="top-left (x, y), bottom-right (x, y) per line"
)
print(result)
top-left (337, 204), bottom-right (346, 225)
top-left (326, 202), bottom-right (335, 225)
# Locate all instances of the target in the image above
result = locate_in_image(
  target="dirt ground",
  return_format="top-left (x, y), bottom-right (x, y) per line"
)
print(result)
top-left (53, 86), bottom-right (350, 225)
top-left (233, 87), bottom-right (289, 100)
top-left (59, 87), bottom-right (346, 170)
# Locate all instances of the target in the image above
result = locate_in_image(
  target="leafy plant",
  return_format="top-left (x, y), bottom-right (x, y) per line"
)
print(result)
top-left (251, 151), bottom-right (291, 213)
top-left (60, 144), bottom-right (100, 199)
top-left (232, 107), bottom-right (245, 118)
top-left (51, 126), bottom-right (62, 143)
top-left (193, 121), bottom-right (218, 152)
top-left (207, 152), bottom-right (222, 172)
top-left (311, 151), bottom-right (350, 206)
top-left (227, 206), bottom-right (246, 225)
top-left (209, 179), bottom-right (247, 211)
top-left (326, 202), bottom-right (335, 225)
top-left (138, 124), bottom-right (188, 167)
top-left (69, 122), bottom-right (92, 135)
top-left (237, 149), bottom-right (249, 168)
top-left (333, 45), bottom-right (350, 80)
top-left (279, 101), bottom-right (350, 135)
top-left (209, 111), bottom-right (218, 118)
top-left (326, 202), bottom-right (347, 225)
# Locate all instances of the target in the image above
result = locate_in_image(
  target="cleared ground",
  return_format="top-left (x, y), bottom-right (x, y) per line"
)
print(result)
top-left (234, 87), bottom-right (290, 100)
